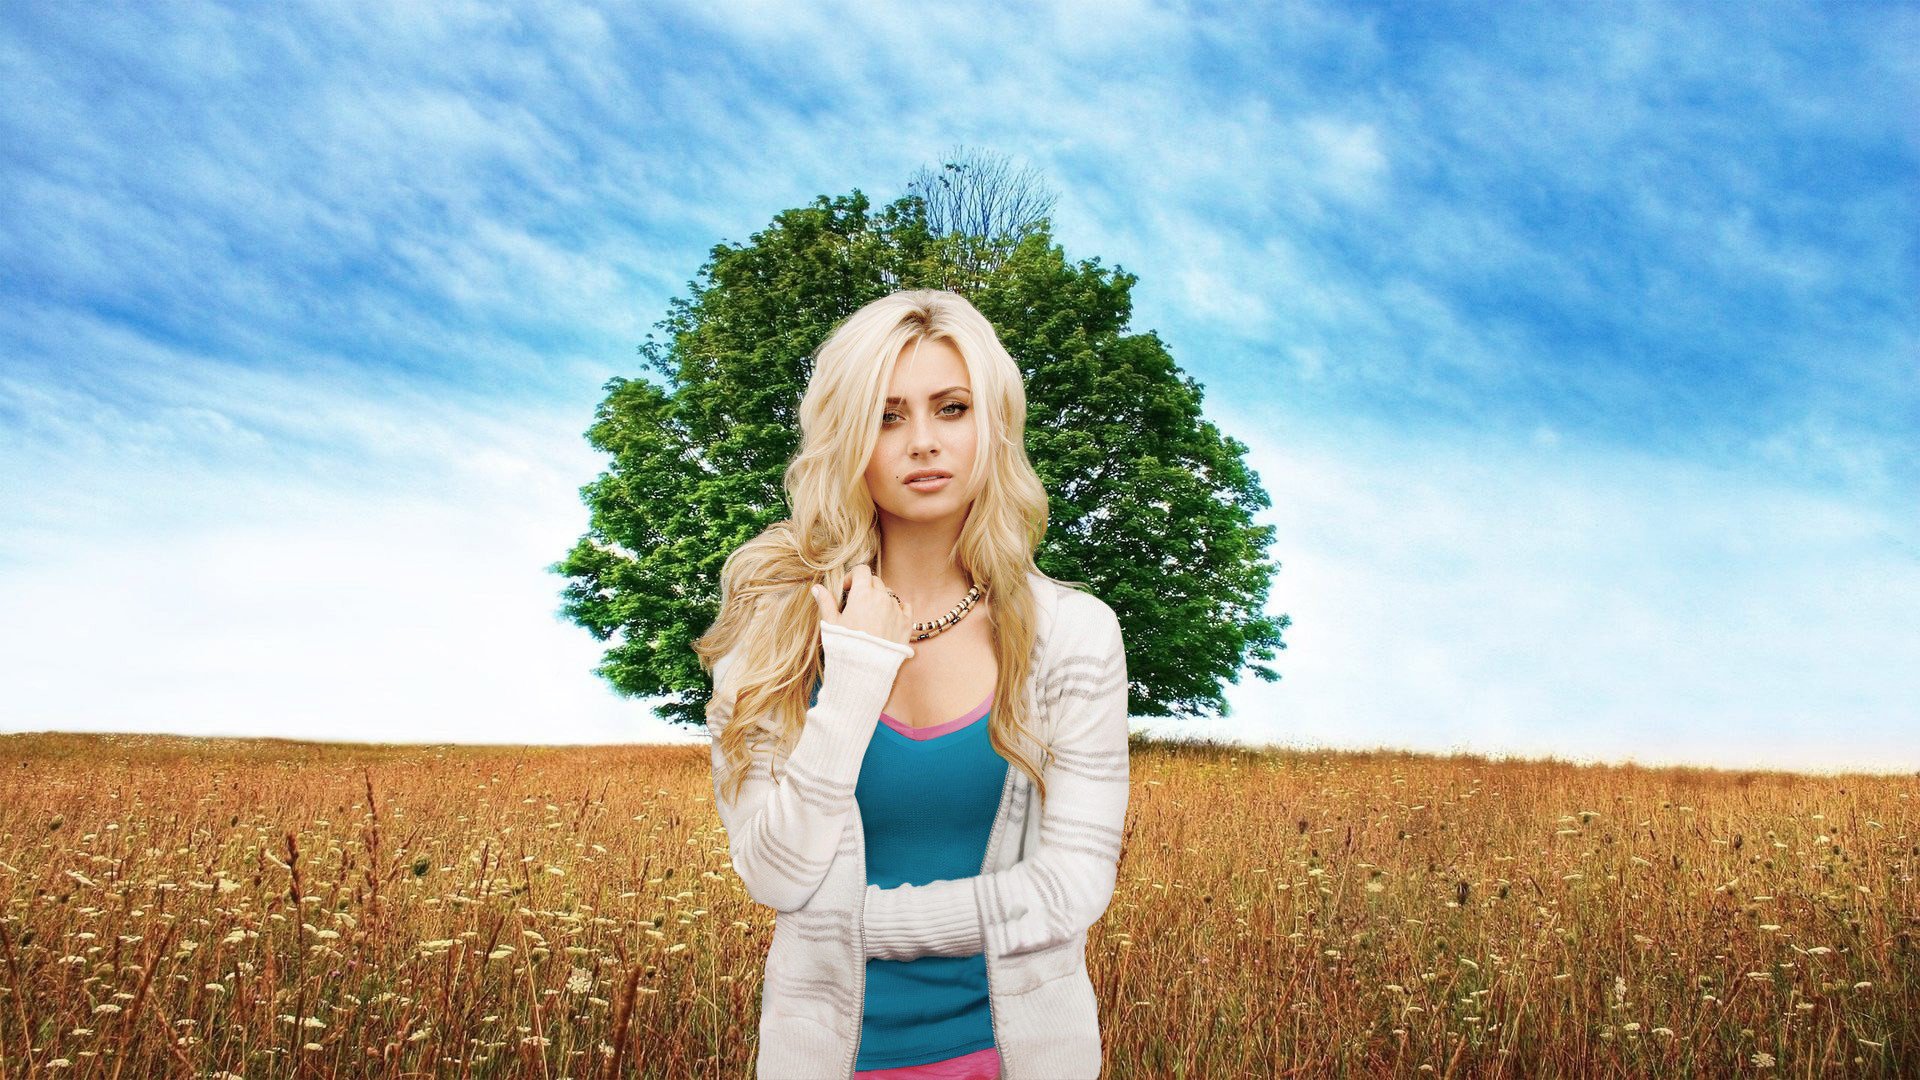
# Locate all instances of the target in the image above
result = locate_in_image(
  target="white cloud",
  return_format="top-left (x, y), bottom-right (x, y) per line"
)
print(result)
top-left (30, 345), bottom-right (1915, 773)
top-left (1148, 404), bottom-right (1920, 773)
top-left (1298, 116), bottom-right (1389, 202)
top-left (0, 365), bottom-right (700, 747)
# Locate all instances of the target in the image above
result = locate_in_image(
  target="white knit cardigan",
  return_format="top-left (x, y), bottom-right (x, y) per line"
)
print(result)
top-left (706, 570), bottom-right (1130, 1079)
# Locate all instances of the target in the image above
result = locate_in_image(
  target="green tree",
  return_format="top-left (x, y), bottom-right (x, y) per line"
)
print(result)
top-left (550, 187), bottom-right (1287, 729)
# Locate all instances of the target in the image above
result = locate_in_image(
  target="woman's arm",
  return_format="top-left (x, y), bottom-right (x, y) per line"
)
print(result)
top-left (708, 622), bottom-right (912, 913)
top-left (859, 604), bottom-right (1129, 962)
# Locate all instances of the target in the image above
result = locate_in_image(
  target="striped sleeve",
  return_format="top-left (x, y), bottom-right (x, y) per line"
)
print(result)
top-left (708, 622), bottom-right (912, 913)
top-left (860, 601), bottom-right (1129, 961)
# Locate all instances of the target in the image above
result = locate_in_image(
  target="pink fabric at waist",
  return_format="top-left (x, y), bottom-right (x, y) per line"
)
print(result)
top-left (852, 1045), bottom-right (1001, 1079)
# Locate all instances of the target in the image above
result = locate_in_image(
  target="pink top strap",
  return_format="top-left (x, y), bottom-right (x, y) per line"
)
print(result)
top-left (879, 688), bottom-right (995, 740)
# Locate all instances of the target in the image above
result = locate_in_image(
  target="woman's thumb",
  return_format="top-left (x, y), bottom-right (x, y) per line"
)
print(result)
top-left (810, 583), bottom-right (831, 620)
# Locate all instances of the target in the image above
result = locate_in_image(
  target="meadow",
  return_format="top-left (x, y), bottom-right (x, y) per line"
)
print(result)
top-left (0, 731), bottom-right (1911, 1077)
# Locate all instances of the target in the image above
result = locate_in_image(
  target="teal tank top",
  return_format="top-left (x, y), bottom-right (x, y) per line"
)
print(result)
top-left (809, 679), bottom-right (1008, 1070)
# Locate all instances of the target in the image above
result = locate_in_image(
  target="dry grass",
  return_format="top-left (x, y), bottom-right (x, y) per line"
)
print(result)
top-left (0, 731), bottom-right (1912, 1077)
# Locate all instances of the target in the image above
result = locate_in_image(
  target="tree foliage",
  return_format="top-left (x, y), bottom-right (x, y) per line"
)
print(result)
top-left (551, 186), bottom-right (1288, 729)
top-left (903, 146), bottom-right (1056, 290)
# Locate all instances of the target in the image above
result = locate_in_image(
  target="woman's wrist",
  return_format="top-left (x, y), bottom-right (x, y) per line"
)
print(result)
top-left (819, 620), bottom-right (914, 658)
top-left (788, 623), bottom-right (912, 778)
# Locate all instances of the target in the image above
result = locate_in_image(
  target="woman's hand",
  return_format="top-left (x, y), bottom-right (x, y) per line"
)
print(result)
top-left (810, 564), bottom-right (915, 648)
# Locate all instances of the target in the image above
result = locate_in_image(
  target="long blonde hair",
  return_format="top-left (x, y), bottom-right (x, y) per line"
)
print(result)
top-left (695, 288), bottom-right (1067, 809)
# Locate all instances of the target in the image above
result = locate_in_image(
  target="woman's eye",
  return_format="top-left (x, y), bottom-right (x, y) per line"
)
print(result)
top-left (881, 403), bottom-right (967, 425)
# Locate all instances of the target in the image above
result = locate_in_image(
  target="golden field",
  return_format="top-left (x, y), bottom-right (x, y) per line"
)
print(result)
top-left (0, 731), bottom-right (1912, 1078)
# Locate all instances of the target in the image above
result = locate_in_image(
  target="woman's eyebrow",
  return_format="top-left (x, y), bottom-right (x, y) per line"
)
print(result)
top-left (885, 386), bottom-right (971, 405)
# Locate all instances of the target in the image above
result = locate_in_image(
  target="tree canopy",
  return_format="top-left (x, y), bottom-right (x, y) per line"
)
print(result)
top-left (551, 185), bottom-right (1288, 729)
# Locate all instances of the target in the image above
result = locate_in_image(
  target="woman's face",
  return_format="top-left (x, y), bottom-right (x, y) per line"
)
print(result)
top-left (864, 336), bottom-right (978, 526)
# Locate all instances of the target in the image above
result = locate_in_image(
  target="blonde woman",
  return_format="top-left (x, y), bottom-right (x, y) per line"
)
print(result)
top-left (696, 289), bottom-right (1131, 1079)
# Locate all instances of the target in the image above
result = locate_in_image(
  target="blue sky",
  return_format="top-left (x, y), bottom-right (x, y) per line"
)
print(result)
top-left (2, 1), bottom-right (1914, 770)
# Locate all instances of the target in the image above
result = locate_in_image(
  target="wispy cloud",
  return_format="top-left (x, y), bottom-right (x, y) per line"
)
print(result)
top-left (1160, 403), bottom-right (1920, 773)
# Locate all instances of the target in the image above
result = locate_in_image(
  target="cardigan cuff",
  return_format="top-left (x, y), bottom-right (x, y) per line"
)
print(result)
top-left (794, 623), bottom-right (913, 781)
top-left (862, 877), bottom-right (983, 960)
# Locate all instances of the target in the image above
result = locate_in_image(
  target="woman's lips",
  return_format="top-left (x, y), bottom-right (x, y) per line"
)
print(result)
top-left (905, 475), bottom-right (951, 492)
